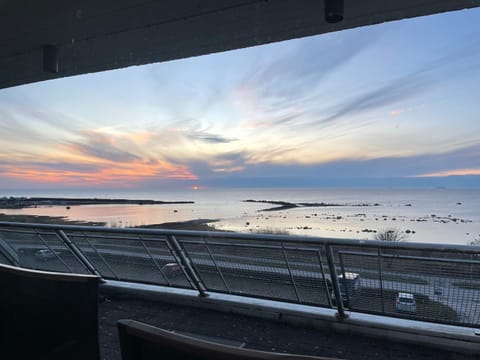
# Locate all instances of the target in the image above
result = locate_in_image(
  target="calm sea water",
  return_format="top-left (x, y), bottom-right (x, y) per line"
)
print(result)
top-left (1, 188), bottom-right (479, 245)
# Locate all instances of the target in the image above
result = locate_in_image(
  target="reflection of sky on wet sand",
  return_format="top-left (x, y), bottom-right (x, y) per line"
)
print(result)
top-left (1, 202), bottom-right (267, 228)
top-left (1, 189), bottom-right (478, 245)
top-left (3, 203), bottom-right (478, 245)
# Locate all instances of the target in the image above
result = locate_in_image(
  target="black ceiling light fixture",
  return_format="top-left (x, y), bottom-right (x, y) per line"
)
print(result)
top-left (43, 44), bottom-right (59, 73)
top-left (325, 0), bottom-right (344, 23)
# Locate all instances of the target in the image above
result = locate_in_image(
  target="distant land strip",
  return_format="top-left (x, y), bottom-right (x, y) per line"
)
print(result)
top-left (0, 197), bottom-right (194, 209)
top-left (243, 199), bottom-right (381, 212)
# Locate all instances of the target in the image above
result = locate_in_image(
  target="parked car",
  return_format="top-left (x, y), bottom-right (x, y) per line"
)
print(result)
top-left (34, 249), bottom-right (60, 261)
top-left (161, 263), bottom-right (183, 277)
top-left (330, 272), bottom-right (360, 308)
top-left (395, 292), bottom-right (417, 314)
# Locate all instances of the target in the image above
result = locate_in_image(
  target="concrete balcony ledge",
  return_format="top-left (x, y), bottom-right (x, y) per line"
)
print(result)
top-left (102, 280), bottom-right (480, 357)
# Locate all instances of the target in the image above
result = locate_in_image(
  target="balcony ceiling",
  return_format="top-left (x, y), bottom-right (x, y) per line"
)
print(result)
top-left (1, 0), bottom-right (479, 90)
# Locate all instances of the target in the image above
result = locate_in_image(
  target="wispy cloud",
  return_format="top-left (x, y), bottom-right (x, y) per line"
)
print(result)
top-left (315, 72), bottom-right (430, 125)
top-left (63, 131), bottom-right (141, 163)
top-left (185, 143), bottom-right (480, 188)
top-left (0, 94), bottom-right (82, 141)
top-left (309, 37), bottom-right (480, 127)
top-left (415, 168), bottom-right (480, 177)
top-left (239, 32), bottom-right (376, 110)
top-left (186, 131), bottom-right (236, 144)
top-left (0, 125), bottom-right (199, 186)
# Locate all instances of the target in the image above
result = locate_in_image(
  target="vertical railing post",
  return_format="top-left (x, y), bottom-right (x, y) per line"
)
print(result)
top-left (202, 237), bottom-right (231, 294)
top-left (377, 248), bottom-right (385, 314)
top-left (56, 230), bottom-right (103, 278)
top-left (36, 230), bottom-right (73, 273)
top-left (338, 253), bottom-right (351, 308)
top-left (81, 233), bottom-right (120, 280)
top-left (281, 241), bottom-right (301, 303)
top-left (326, 244), bottom-right (347, 319)
top-left (139, 237), bottom-right (172, 286)
top-left (167, 235), bottom-right (208, 297)
top-left (0, 237), bottom-right (20, 266)
top-left (317, 250), bottom-right (333, 308)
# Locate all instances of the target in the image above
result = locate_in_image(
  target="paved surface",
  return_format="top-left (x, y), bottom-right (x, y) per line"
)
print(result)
top-left (98, 294), bottom-right (475, 360)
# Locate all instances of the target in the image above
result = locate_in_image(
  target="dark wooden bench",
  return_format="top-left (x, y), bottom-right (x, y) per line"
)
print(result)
top-left (118, 319), bottom-right (338, 360)
top-left (0, 263), bottom-right (100, 360)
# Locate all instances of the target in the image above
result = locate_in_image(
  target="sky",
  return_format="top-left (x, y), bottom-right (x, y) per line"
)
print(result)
top-left (1, 8), bottom-right (480, 190)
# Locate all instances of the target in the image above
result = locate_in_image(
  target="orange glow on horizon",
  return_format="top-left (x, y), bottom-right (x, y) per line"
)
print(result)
top-left (414, 168), bottom-right (480, 178)
top-left (0, 159), bottom-right (197, 186)
top-left (0, 128), bottom-right (201, 186)
top-left (190, 185), bottom-right (206, 190)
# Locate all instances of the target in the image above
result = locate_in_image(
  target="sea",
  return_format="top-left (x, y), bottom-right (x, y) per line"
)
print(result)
top-left (1, 188), bottom-right (479, 246)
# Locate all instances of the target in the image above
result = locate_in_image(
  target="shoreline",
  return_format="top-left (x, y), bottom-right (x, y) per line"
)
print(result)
top-left (137, 219), bottom-right (220, 231)
top-left (0, 214), bottom-right (218, 231)
top-left (0, 213), bottom-right (107, 226)
top-left (0, 193), bottom-right (476, 244)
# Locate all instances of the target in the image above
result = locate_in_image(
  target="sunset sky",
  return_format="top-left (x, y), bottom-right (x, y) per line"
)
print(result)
top-left (1, 8), bottom-right (479, 190)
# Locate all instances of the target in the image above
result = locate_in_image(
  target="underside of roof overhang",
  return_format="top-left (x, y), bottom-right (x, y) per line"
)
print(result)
top-left (1, 0), bottom-right (479, 90)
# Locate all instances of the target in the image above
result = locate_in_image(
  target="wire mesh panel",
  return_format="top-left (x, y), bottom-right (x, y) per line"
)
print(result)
top-left (179, 236), bottom-right (329, 305)
top-left (0, 227), bottom-right (89, 274)
top-left (282, 247), bottom-right (330, 306)
top-left (213, 241), bottom-right (300, 302)
top-left (66, 231), bottom-right (192, 288)
top-left (177, 237), bottom-right (230, 292)
top-left (335, 249), bottom-right (382, 313)
top-left (141, 234), bottom-right (193, 288)
top-left (379, 249), bottom-right (480, 327)
top-left (335, 245), bottom-right (480, 327)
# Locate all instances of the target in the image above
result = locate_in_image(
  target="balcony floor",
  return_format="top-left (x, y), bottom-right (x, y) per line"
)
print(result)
top-left (98, 294), bottom-right (473, 360)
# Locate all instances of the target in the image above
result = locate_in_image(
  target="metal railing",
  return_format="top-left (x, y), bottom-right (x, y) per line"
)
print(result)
top-left (0, 221), bottom-right (479, 327)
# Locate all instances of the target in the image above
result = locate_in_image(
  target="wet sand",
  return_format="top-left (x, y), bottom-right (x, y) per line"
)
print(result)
top-left (0, 213), bottom-right (218, 231)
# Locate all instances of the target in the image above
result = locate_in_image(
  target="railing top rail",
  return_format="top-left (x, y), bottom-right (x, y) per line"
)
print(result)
top-left (0, 221), bottom-right (479, 254)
